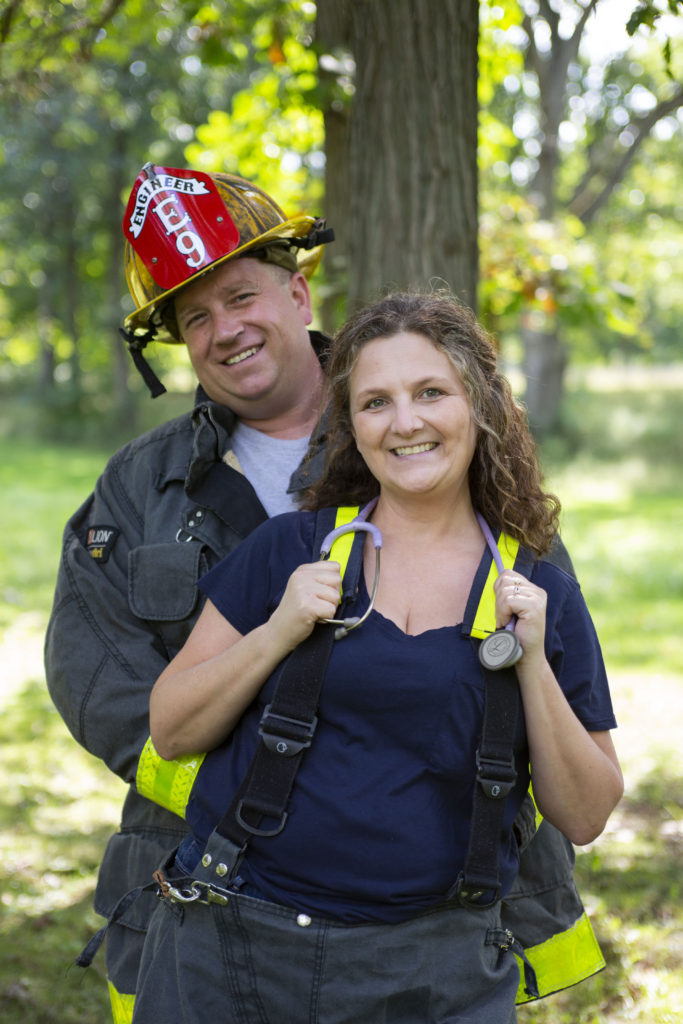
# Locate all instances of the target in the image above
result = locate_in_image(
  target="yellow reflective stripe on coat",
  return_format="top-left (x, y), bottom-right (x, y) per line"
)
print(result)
top-left (135, 506), bottom-right (361, 818)
top-left (470, 531), bottom-right (519, 639)
top-left (136, 738), bottom-right (206, 818)
top-left (107, 981), bottom-right (135, 1024)
top-left (514, 911), bottom-right (606, 1004)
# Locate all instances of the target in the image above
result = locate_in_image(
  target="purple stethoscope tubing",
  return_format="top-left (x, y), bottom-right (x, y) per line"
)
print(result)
top-left (319, 499), bottom-right (382, 639)
top-left (319, 501), bottom-right (520, 661)
top-left (475, 512), bottom-right (524, 670)
top-left (475, 512), bottom-right (516, 635)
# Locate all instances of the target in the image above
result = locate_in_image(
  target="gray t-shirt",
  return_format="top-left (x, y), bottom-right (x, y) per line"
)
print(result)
top-left (230, 421), bottom-right (310, 517)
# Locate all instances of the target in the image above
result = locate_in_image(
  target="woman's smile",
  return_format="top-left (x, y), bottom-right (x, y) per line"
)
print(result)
top-left (392, 442), bottom-right (439, 456)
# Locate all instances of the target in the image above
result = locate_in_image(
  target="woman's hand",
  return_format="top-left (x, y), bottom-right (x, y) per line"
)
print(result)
top-left (492, 570), bottom-right (623, 844)
top-left (150, 561), bottom-right (342, 759)
top-left (493, 569), bottom-right (547, 661)
top-left (267, 560), bottom-right (343, 651)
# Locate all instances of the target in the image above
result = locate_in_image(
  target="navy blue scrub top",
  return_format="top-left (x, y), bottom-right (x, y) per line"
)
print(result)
top-left (186, 510), bottom-right (616, 924)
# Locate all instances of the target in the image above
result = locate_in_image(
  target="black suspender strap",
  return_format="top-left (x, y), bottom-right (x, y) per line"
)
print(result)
top-left (453, 663), bottom-right (521, 907)
top-left (453, 539), bottom-right (535, 909)
top-left (216, 620), bottom-right (337, 851)
top-left (201, 509), bottom-right (367, 880)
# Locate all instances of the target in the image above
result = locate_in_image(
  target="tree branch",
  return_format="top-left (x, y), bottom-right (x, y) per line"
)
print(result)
top-left (571, 85), bottom-right (683, 223)
top-left (0, 0), bottom-right (128, 73)
top-left (0, 0), bottom-right (22, 44)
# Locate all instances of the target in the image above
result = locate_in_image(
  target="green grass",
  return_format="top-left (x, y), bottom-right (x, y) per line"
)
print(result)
top-left (0, 438), bottom-right (124, 1021)
top-left (523, 380), bottom-right (683, 1024)
top-left (1, 376), bottom-right (682, 1022)
top-left (0, 439), bottom-right (109, 630)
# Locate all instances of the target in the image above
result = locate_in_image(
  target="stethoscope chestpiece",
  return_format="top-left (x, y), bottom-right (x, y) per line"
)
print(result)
top-left (478, 628), bottom-right (523, 671)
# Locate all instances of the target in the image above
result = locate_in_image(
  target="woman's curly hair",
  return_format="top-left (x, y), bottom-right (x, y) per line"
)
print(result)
top-left (302, 290), bottom-right (560, 556)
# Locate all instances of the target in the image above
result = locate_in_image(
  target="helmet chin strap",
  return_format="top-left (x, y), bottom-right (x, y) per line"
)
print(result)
top-left (119, 326), bottom-right (167, 398)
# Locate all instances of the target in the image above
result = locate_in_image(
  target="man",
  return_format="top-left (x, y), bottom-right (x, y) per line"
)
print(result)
top-left (44, 163), bottom-right (334, 1023)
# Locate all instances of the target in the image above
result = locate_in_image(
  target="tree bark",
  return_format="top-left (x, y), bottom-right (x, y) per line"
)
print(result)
top-left (315, 0), bottom-right (353, 333)
top-left (58, 186), bottom-right (82, 396)
top-left (317, 0), bottom-right (479, 317)
top-left (37, 288), bottom-right (56, 394)
top-left (519, 0), bottom-right (596, 432)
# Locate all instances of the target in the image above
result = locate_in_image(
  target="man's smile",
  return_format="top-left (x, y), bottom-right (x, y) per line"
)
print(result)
top-left (224, 343), bottom-right (264, 367)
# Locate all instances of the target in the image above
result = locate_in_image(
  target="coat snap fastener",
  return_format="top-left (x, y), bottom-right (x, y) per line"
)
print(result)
top-left (296, 914), bottom-right (312, 927)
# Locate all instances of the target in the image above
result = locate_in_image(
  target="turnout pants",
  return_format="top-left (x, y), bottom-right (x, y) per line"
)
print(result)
top-left (132, 878), bottom-right (520, 1024)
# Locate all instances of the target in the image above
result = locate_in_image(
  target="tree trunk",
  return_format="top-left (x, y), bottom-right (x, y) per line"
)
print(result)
top-left (318, 0), bottom-right (479, 316)
top-left (517, 0), bottom-right (590, 432)
top-left (521, 319), bottom-right (567, 435)
top-left (37, 202), bottom-right (57, 395)
top-left (37, 288), bottom-right (56, 394)
top-left (59, 186), bottom-right (82, 396)
top-left (315, 0), bottom-right (353, 333)
top-left (106, 141), bottom-right (138, 427)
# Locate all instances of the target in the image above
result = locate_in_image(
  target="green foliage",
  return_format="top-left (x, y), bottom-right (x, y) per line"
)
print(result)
top-left (184, 0), bottom-right (325, 214)
top-left (0, 0), bottom-right (329, 411)
top-left (627, 0), bottom-right (683, 36)
top-left (477, 0), bottom-right (683, 373)
top-left (0, 0), bottom-right (262, 410)
top-left (0, 0), bottom-right (682, 423)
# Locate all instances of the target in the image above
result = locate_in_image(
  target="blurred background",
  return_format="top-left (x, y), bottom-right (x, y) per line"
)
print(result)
top-left (1, 2), bottom-right (681, 1021)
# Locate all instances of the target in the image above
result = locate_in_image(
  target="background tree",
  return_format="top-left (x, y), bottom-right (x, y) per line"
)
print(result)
top-left (315, 0), bottom-right (480, 314)
top-left (0, 0), bottom-right (264, 428)
top-left (479, 0), bottom-right (683, 431)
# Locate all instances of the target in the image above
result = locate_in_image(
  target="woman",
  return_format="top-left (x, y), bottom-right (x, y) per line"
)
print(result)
top-left (133, 291), bottom-right (623, 1024)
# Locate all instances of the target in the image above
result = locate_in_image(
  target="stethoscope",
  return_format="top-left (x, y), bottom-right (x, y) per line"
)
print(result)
top-left (319, 499), bottom-right (382, 640)
top-left (318, 500), bottom-right (524, 668)
top-left (475, 513), bottom-right (523, 671)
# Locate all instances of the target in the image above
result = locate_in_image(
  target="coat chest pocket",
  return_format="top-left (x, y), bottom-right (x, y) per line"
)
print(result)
top-left (128, 542), bottom-right (206, 621)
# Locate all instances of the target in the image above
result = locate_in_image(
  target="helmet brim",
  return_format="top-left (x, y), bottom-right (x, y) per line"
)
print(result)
top-left (124, 214), bottom-right (324, 342)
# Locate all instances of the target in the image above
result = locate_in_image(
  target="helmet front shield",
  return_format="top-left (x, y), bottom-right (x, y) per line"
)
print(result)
top-left (124, 164), bottom-right (241, 292)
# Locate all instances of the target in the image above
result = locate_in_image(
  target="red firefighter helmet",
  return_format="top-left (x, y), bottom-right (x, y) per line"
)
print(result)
top-left (122, 163), bottom-right (331, 344)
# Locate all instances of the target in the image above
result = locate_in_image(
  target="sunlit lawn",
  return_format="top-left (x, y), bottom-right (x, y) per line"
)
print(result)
top-left (1, 375), bottom-right (681, 1022)
top-left (524, 380), bottom-right (683, 1024)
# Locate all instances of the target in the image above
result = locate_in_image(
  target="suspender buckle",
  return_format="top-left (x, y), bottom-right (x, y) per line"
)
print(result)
top-left (258, 704), bottom-right (318, 757)
top-left (451, 871), bottom-right (501, 910)
top-left (475, 750), bottom-right (517, 799)
top-left (164, 880), bottom-right (231, 906)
